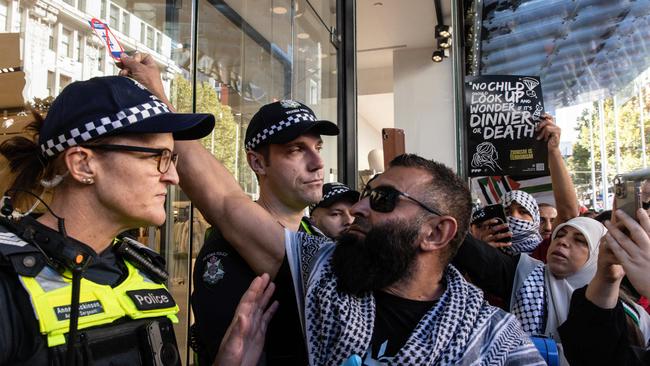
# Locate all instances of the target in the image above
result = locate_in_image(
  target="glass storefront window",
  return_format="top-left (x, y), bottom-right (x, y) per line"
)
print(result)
top-left (0, 0), bottom-right (7, 32)
top-left (466, 0), bottom-right (650, 210)
top-left (294, 0), bottom-right (339, 181)
top-left (2, 0), bottom-right (339, 363)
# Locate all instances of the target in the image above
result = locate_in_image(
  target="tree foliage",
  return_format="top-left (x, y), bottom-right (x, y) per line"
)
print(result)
top-left (170, 75), bottom-right (258, 189)
top-left (568, 91), bottom-right (650, 206)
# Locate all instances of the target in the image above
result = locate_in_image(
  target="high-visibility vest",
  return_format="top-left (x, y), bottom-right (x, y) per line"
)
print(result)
top-left (18, 256), bottom-right (179, 348)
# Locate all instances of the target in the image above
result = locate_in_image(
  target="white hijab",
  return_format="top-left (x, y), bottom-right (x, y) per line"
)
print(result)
top-left (544, 217), bottom-right (606, 339)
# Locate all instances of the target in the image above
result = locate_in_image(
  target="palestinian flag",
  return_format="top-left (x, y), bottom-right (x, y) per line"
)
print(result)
top-left (471, 175), bottom-right (553, 205)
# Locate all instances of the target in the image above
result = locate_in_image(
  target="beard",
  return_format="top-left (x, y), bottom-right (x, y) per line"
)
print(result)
top-left (332, 217), bottom-right (421, 296)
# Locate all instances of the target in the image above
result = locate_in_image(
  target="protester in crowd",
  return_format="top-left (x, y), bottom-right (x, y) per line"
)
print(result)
top-left (558, 208), bottom-right (650, 365)
top-left (474, 116), bottom-right (579, 256)
top-left (456, 215), bottom-right (607, 363)
top-left (0, 74), bottom-right (275, 365)
top-left (128, 59), bottom-right (544, 365)
top-left (121, 49), bottom-right (338, 366)
top-left (309, 182), bottom-right (359, 239)
top-left (539, 203), bottom-right (557, 240)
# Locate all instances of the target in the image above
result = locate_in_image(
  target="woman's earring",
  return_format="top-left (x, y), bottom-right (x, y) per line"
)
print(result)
top-left (82, 177), bottom-right (94, 185)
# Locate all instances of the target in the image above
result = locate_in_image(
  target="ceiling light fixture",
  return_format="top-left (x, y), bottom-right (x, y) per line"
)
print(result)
top-left (297, 32), bottom-right (310, 40)
top-left (431, 50), bottom-right (445, 63)
top-left (438, 38), bottom-right (451, 49)
top-left (432, 0), bottom-right (451, 62)
top-left (435, 25), bottom-right (451, 39)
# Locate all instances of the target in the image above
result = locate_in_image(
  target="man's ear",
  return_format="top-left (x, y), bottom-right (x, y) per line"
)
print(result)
top-left (64, 146), bottom-right (96, 184)
top-left (247, 150), bottom-right (268, 177)
top-left (419, 216), bottom-right (457, 252)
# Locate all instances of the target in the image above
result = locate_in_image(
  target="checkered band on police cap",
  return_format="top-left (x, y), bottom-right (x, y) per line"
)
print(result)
top-left (40, 100), bottom-right (170, 157)
top-left (322, 183), bottom-right (352, 201)
top-left (244, 99), bottom-right (338, 151)
top-left (245, 111), bottom-right (317, 151)
top-left (37, 76), bottom-right (214, 158)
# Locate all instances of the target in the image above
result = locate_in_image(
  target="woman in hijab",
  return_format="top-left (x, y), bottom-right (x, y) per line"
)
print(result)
top-left (455, 216), bottom-right (607, 362)
top-left (559, 209), bottom-right (650, 365)
top-left (503, 190), bottom-right (543, 254)
top-left (473, 115), bottom-right (580, 258)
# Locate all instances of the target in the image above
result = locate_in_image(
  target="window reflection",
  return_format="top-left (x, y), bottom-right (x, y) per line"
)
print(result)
top-left (2, 0), bottom-right (338, 363)
top-left (468, 0), bottom-right (650, 210)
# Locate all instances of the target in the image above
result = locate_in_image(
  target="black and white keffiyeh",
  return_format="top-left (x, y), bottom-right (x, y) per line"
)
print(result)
top-left (510, 262), bottom-right (546, 335)
top-left (501, 190), bottom-right (542, 254)
top-left (510, 217), bottom-right (607, 343)
top-left (301, 246), bottom-right (536, 365)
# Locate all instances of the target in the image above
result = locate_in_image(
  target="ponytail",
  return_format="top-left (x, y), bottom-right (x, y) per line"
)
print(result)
top-left (0, 110), bottom-right (56, 210)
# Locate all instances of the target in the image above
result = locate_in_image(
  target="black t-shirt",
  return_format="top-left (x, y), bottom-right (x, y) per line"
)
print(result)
top-left (191, 226), bottom-right (309, 366)
top-left (362, 291), bottom-right (437, 364)
top-left (0, 221), bottom-right (127, 365)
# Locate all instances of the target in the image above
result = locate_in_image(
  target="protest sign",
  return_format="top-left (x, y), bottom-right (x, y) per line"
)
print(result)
top-left (89, 18), bottom-right (124, 65)
top-left (465, 75), bottom-right (549, 177)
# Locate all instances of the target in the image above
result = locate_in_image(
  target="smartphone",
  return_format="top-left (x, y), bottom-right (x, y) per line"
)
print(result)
top-left (614, 179), bottom-right (643, 221)
top-left (382, 128), bottom-right (405, 170)
top-left (474, 204), bottom-right (510, 243)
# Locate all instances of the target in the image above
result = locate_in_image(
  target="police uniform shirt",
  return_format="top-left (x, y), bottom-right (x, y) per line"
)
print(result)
top-left (191, 219), bottom-right (320, 366)
top-left (0, 220), bottom-right (127, 365)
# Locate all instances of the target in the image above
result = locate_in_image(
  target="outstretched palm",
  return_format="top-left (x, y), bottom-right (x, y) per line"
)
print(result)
top-left (214, 273), bottom-right (279, 366)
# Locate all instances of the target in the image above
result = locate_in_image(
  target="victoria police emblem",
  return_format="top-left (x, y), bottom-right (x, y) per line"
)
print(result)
top-left (280, 99), bottom-right (301, 109)
top-left (202, 253), bottom-right (226, 285)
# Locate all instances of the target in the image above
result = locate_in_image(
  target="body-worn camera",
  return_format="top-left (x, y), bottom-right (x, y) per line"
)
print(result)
top-left (614, 168), bottom-right (650, 220)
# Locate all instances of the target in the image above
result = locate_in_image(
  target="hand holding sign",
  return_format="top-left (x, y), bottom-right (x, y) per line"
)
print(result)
top-left (118, 52), bottom-right (172, 108)
top-left (88, 18), bottom-right (124, 66)
top-left (535, 114), bottom-right (561, 151)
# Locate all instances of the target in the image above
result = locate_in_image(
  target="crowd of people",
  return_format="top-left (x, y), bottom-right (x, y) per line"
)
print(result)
top-left (0, 51), bottom-right (648, 366)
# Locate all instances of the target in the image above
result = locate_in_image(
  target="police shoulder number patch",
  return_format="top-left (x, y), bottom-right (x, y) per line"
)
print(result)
top-left (126, 288), bottom-right (176, 311)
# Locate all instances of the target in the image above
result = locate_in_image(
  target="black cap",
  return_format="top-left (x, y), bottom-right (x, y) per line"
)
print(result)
top-left (244, 100), bottom-right (339, 151)
top-left (311, 182), bottom-right (360, 213)
top-left (38, 76), bottom-right (215, 157)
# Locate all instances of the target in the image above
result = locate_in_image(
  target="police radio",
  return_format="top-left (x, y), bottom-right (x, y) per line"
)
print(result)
top-left (1, 189), bottom-right (92, 366)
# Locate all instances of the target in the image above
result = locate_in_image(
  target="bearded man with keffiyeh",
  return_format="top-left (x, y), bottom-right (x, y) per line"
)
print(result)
top-left (175, 150), bottom-right (544, 364)
top-left (284, 155), bottom-right (543, 365)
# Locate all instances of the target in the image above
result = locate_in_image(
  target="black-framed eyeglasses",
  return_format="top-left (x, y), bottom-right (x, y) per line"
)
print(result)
top-left (360, 185), bottom-right (445, 216)
top-left (80, 144), bottom-right (178, 174)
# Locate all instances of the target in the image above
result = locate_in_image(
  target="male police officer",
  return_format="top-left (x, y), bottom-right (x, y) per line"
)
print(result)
top-left (190, 100), bottom-right (338, 365)
top-left (309, 182), bottom-right (359, 239)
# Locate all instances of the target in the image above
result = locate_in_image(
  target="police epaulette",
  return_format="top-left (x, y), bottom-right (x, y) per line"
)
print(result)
top-left (0, 219), bottom-right (47, 277)
top-left (115, 236), bottom-right (168, 283)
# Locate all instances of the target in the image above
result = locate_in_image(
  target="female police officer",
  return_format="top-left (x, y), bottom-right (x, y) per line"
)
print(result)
top-left (0, 75), bottom-right (276, 365)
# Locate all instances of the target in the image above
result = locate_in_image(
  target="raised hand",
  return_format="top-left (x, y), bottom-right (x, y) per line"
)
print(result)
top-left (604, 209), bottom-right (650, 299)
top-left (214, 273), bottom-right (279, 366)
top-left (535, 113), bottom-right (561, 151)
top-left (474, 218), bottom-right (513, 248)
top-left (118, 52), bottom-right (168, 104)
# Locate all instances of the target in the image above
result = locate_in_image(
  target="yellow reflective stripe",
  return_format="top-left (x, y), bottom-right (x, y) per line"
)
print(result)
top-left (21, 274), bottom-right (126, 347)
top-left (19, 260), bottom-right (179, 347)
top-left (114, 262), bottom-right (179, 320)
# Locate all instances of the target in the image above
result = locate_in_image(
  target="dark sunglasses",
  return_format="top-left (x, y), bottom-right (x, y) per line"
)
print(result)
top-left (80, 144), bottom-right (178, 174)
top-left (360, 185), bottom-right (445, 216)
